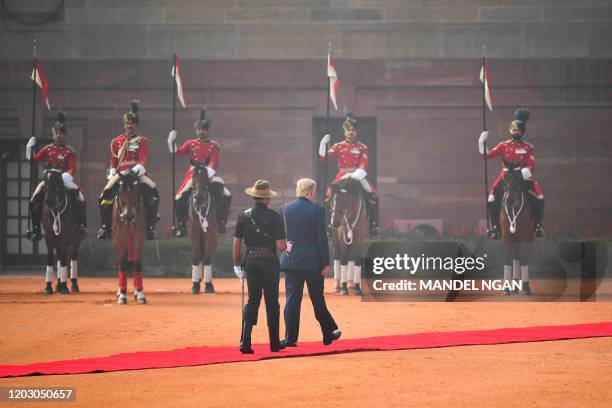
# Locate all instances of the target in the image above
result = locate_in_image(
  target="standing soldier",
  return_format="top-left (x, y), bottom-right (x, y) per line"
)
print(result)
top-left (319, 113), bottom-right (380, 237)
top-left (96, 101), bottom-right (160, 240)
top-left (479, 108), bottom-right (545, 239)
top-left (167, 110), bottom-right (232, 237)
top-left (232, 180), bottom-right (287, 354)
top-left (26, 111), bottom-right (87, 242)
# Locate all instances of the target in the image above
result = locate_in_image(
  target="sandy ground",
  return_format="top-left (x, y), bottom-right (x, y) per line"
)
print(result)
top-left (1, 276), bottom-right (611, 407)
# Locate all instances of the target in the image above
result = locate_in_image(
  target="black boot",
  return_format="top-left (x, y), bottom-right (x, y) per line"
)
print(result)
top-left (74, 193), bottom-right (88, 240)
top-left (487, 200), bottom-right (501, 240)
top-left (96, 203), bottom-right (113, 239)
top-left (217, 194), bottom-right (231, 234)
top-left (366, 193), bottom-right (380, 238)
top-left (269, 324), bottom-right (285, 352)
top-left (143, 187), bottom-right (160, 240)
top-left (27, 193), bottom-right (44, 241)
top-left (240, 320), bottom-right (254, 354)
top-left (534, 198), bottom-right (545, 238)
top-left (173, 195), bottom-right (188, 238)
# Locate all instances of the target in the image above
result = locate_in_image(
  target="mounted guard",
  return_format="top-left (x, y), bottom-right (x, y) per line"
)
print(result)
top-left (319, 113), bottom-right (379, 237)
top-left (26, 111), bottom-right (87, 242)
top-left (96, 101), bottom-right (160, 240)
top-left (479, 108), bottom-right (545, 239)
top-left (167, 109), bottom-right (232, 237)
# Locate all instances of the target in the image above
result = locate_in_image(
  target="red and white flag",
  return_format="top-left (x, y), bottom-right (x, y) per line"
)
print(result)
top-left (171, 54), bottom-right (186, 108)
top-left (479, 63), bottom-right (493, 112)
top-left (31, 60), bottom-right (50, 110)
top-left (327, 47), bottom-right (340, 111)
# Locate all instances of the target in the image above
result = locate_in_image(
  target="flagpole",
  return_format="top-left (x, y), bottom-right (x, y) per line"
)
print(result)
top-left (28, 38), bottom-right (37, 233)
top-left (481, 44), bottom-right (490, 233)
top-left (323, 43), bottom-right (331, 204)
top-left (171, 53), bottom-right (177, 232)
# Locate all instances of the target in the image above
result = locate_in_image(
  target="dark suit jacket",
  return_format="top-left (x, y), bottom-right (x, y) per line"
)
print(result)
top-left (280, 197), bottom-right (330, 272)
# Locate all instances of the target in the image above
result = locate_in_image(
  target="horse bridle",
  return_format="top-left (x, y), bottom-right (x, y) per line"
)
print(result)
top-left (330, 187), bottom-right (363, 245)
top-left (502, 166), bottom-right (525, 234)
top-left (116, 179), bottom-right (141, 225)
top-left (191, 165), bottom-right (211, 233)
top-left (44, 169), bottom-right (69, 236)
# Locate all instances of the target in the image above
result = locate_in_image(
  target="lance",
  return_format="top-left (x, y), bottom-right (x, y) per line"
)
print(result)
top-left (481, 45), bottom-right (490, 233)
top-left (171, 53), bottom-right (177, 231)
top-left (322, 43), bottom-right (331, 204)
top-left (27, 38), bottom-right (37, 234)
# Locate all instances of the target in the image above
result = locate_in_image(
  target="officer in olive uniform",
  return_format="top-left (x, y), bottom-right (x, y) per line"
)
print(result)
top-left (232, 180), bottom-right (287, 354)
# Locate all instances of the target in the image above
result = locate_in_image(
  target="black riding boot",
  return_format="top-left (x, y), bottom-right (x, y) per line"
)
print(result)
top-left (27, 193), bottom-right (44, 241)
top-left (269, 324), bottom-right (285, 352)
top-left (217, 194), bottom-right (231, 234)
top-left (240, 320), bottom-right (254, 354)
top-left (173, 195), bottom-right (189, 238)
top-left (142, 186), bottom-right (160, 240)
top-left (487, 200), bottom-right (501, 240)
top-left (72, 191), bottom-right (88, 240)
top-left (96, 203), bottom-right (113, 239)
top-left (534, 198), bottom-right (545, 238)
top-left (366, 193), bottom-right (380, 238)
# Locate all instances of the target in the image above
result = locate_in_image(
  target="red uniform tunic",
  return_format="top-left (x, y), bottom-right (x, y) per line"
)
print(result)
top-left (110, 134), bottom-right (149, 173)
top-left (485, 139), bottom-right (543, 196)
top-left (323, 140), bottom-right (376, 196)
top-left (175, 138), bottom-right (220, 195)
top-left (32, 143), bottom-right (77, 175)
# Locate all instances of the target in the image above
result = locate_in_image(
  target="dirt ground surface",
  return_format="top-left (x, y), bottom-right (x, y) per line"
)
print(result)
top-left (1, 276), bottom-right (611, 408)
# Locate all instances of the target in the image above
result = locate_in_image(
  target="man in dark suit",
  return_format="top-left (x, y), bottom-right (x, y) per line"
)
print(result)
top-left (280, 178), bottom-right (341, 347)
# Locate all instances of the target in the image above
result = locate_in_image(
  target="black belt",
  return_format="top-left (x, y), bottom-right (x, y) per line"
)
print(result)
top-left (247, 247), bottom-right (277, 258)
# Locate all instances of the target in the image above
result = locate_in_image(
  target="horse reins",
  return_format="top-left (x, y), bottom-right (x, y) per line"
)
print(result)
top-left (331, 190), bottom-right (363, 245)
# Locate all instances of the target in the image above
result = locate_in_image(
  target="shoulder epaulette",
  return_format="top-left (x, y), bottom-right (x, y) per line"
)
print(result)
top-left (65, 144), bottom-right (77, 153)
top-left (209, 139), bottom-right (219, 146)
top-left (357, 141), bottom-right (368, 148)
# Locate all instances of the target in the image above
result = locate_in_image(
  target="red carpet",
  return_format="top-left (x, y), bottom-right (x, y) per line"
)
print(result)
top-left (1, 322), bottom-right (611, 378)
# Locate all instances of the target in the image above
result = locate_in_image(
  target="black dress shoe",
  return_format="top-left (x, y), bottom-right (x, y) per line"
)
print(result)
top-left (240, 344), bottom-right (254, 354)
top-left (279, 340), bottom-right (297, 348)
top-left (323, 329), bottom-right (341, 345)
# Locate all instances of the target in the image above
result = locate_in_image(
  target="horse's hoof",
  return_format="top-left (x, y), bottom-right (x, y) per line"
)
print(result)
top-left (339, 284), bottom-right (349, 296)
top-left (57, 282), bottom-right (70, 295)
top-left (71, 279), bottom-right (80, 294)
top-left (117, 293), bottom-right (127, 304)
top-left (352, 283), bottom-right (362, 296)
top-left (43, 283), bottom-right (53, 295)
top-left (191, 282), bottom-right (201, 294)
top-left (136, 291), bottom-right (147, 304)
top-left (204, 283), bottom-right (215, 295)
top-left (502, 288), bottom-right (511, 296)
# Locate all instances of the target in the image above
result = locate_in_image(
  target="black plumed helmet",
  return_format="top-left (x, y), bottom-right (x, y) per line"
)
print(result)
top-left (52, 111), bottom-right (68, 134)
top-left (510, 107), bottom-right (530, 134)
top-left (194, 109), bottom-right (210, 130)
top-left (123, 99), bottom-right (140, 124)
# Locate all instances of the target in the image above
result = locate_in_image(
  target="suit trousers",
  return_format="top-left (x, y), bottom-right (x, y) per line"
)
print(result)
top-left (243, 256), bottom-right (280, 328)
top-left (284, 270), bottom-right (338, 343)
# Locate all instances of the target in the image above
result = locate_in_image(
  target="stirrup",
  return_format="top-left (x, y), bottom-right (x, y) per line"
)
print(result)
top-left (535, 225), bottom-right (545, 238)
top-left (79, 227), bottom-right (88, 240)
top-left (26, 229), bottom-right (42, 242)
top-left (487, 227), bottom-right (500, 240)
top-left (146, 227), bottom-right (157, 240)
top-left (369, 226), bottom-right (380, 238)
top-left (218, 223), bottom-right (227, 234)
top-left (96, 226), bottom-right (110, 240)
top-left (173, 224), bottom-right (186, 238)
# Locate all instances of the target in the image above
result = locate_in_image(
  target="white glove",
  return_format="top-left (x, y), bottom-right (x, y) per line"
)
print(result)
top-left (205, 166), bottom-right (216, 178)
top-left (61, 172), bottom-right (73, 183)
top-left (351, 168), bottom-right (367, 180)
top-left (521, 167), bottom-right (532, 180)
top-left (107, 167), bottom-right (117, 180)
top-left (319, 134), bottom-right (331, 157)
top-left (233, 265), bottom-right (244, 280)
top-left (131, 163), bottom-right (146, 177)
top-left (167, 130), bottom-right (178, 153)
top-left (478, 131), bottom-right (489, 155)
top-left (26, 136), bottom-right (36, 160)
top-left (286, 241), bottom-right (293, 254)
